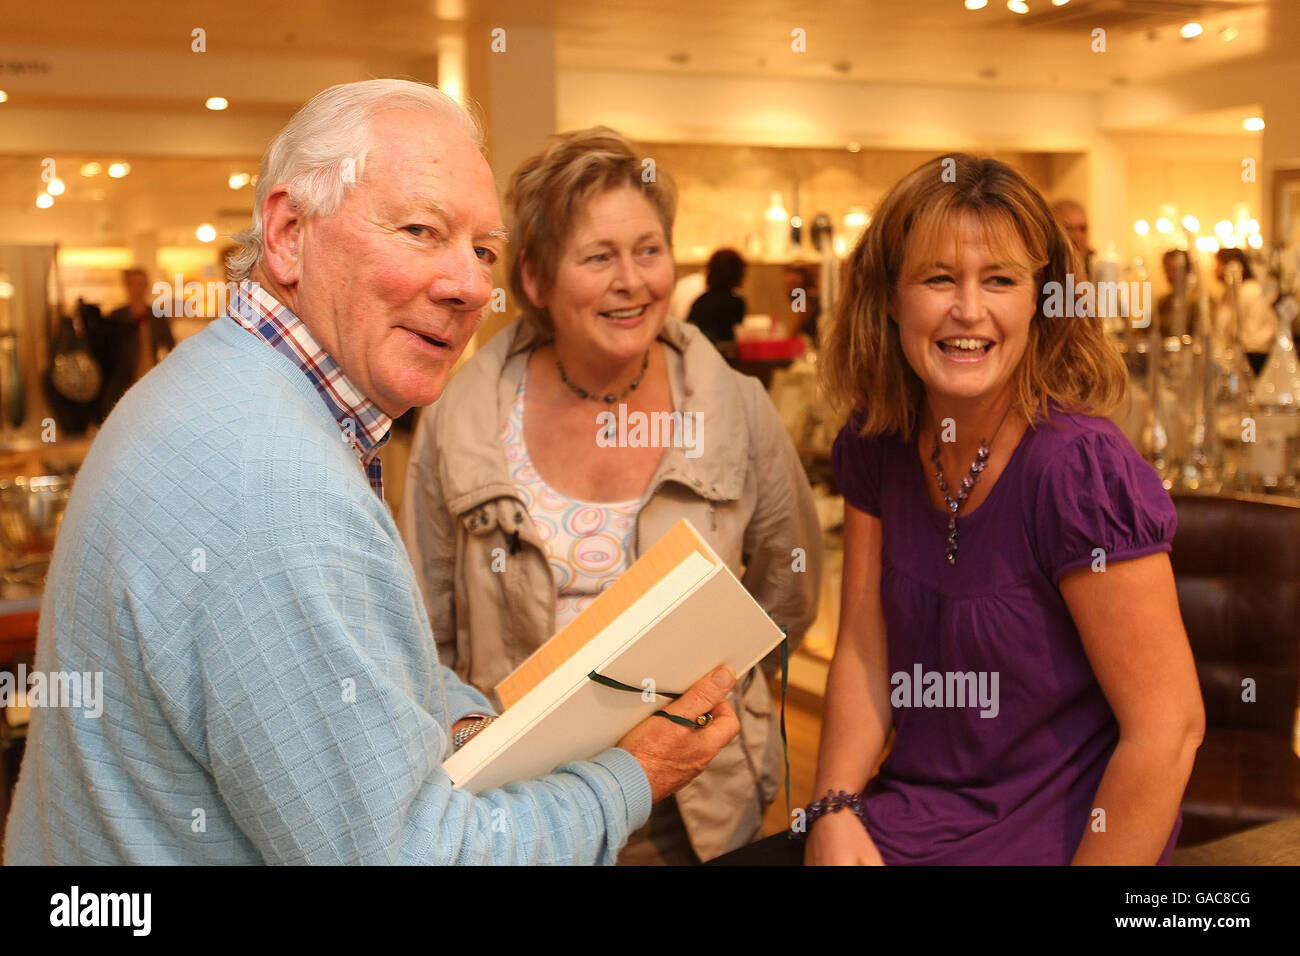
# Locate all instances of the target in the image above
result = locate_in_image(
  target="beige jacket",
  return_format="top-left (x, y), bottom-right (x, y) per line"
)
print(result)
top-left (399, 317), bottom-right (823, 861)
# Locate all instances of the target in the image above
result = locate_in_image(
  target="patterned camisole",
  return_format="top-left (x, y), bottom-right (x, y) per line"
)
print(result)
top-left (501, 373), bottom-right (642, 629)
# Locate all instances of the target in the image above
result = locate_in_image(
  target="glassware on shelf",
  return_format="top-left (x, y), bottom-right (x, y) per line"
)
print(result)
top-left (1214, 260), bottom-right (1258, 491)
top-left (1172, 250), bottom-right (1222, 492)
top-left (1142, 253), bottom-right (1191, 486)
top-left (1243, 252), bottom-right (1300, 495)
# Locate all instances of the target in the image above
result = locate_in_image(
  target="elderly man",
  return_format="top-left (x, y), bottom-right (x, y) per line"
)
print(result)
top-left (3, 79), bottom-right (737, 865)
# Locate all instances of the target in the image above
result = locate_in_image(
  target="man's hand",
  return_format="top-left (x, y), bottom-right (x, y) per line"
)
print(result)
top-left (804, 811), bottom-right (885, 866)
top-left (616, 665), bottom-right (740, 802)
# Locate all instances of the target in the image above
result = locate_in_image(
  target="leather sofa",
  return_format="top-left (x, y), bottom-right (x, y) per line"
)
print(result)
top-left (1170, 492), bottom-right (1300, 845)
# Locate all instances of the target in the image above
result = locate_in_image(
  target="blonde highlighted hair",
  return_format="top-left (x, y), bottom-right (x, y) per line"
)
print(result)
top-left (506, 127), bottom-right (677, 334)
top-left (820, 153), bottom-right (1126, 438)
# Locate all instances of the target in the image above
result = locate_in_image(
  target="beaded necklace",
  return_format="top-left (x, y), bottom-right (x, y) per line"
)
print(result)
top-left (928, 404), bottom-right (1013, 566)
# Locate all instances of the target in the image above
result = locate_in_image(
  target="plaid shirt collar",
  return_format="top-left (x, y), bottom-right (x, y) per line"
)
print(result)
top-left (228, 279), bottom-right (391, 500)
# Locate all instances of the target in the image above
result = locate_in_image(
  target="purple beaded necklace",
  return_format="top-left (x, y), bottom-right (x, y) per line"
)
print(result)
top-left (928, 404), bottom-right (1014, 566)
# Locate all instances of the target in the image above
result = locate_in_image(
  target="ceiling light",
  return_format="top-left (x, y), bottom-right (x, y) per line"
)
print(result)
top-left (108, 162), bottom-right (131, 178)
top-left (196, 224), bottom-right (217, 243)
top-left (1214, 220), bottom-right (1234, 239)
top-left (80, 162), bottom-right (102, 177)
top-left (1248, 233), bottom-right (1263, 249)
top-left (228, 172), bottom-right (251, 189)
top-left (1155, 217), bottom-right (1173, 234)
top-left (1180, 22), bottom-right (1203, 39)
top-left (1007, 1), bottom-right (1029, 14)
top-left (847, 142), bottom-right (861, 153)
top-left (1052, 0), bottom-right (1070, 6)
top-left (46, 178), bottom-right (66, 196)
top-left (36, 193), bottom-right (53, 209)
top-left (1181, 215), bottom-right (1199, 232)
top-left (1134, 220), bottom-right (1150, 236)
top-left (205, 96), bottom-right (229, 111)
top-left (964, 0), bottom-right (988, 9)
top-left (1194, 236), bottom-right (1219, 253)
top-left (1220, 26), bottom-right (1238, 43)
top-left (1243, 116), bottom-right (1265, 131)
top-left (0, 90), bottom-right (8, 104)
top-left (1245, 219), bottom-right (1259, 234)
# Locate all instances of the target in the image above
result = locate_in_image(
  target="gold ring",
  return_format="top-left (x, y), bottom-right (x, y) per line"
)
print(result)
top-left (695, 713), bottom-right (713, 727)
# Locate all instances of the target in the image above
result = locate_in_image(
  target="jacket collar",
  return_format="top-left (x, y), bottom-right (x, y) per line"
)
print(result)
top-left (434, 318), bottom-right (750, 517)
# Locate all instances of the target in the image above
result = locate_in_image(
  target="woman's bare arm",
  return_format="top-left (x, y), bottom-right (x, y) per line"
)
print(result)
top-left (805, 504), bottom-right (894, 864)
top-left (1061, 552), bottom-right (1204, 864)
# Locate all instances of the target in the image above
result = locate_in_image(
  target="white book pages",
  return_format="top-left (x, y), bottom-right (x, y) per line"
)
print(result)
top-left (443, 550), bottom-right (782, 794)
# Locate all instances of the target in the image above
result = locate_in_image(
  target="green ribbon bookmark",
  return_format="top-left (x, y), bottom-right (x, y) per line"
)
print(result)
top-left (778, 626), bottom-right (792, 837)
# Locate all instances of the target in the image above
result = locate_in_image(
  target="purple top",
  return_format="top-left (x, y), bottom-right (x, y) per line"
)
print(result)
top-left (832, 407), bottom-right (1181, 865)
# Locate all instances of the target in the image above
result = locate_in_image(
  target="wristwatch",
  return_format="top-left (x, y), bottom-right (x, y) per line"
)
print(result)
top-left (453, 713), bottom-right (497, 751)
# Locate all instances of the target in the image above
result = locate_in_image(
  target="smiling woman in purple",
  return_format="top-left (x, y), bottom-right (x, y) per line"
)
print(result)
top-left (807, 154), bottom-right (1203, 865)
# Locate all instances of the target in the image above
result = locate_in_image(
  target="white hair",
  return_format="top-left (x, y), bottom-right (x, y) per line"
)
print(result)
top-left (227, 79), bottom-right (484, 281)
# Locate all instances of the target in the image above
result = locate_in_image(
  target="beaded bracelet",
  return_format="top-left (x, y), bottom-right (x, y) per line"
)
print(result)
top-left (805, 789), bottom-right (867, 830)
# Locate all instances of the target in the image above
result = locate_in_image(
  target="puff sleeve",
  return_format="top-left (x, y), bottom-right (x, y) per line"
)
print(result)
top-left (1031, 426), bottom-right (1177, 585)
top-left (832, 417), bottom-right (884, 517)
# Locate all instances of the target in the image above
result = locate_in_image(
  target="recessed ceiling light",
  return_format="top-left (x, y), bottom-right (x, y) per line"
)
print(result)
top-left (80, 162), bottom-right (102, 177)
top-left (1182, 215), bottom-right (1200, 232)
top-left (1243, 116), bottom-right (1265, 131)
top-left (108, 162), bottom-right (131, 178)
top-left (1220, 26), bottom-right (1238, 42)
top-left (36, 193), bottom-right (53, 209)
top-left (1007, 0), bottom-right (1029, 14)
top-left (1248, 233), bottom-right (1263, 249)
top-left (205, 96), bottom-right (229, 111)
top-left (1134, 220), bottom-right (1150, 236)
top-left (1214, 220), bottom-right (1234, 239)
top-left (0, 90), bottom-right (8, 104)
top-left (1180, 22), bottom-right (1203, 39)
top-left (46, 178), bottom-right (65, 196)
top-left (1052, 0), bottom-right (1070, 6)
top-left (196, 224), bottom-right (217, 243)
top-left (964, 0), bottom-right (988, 10)
top-left (1155, 217), bottom-right (1173, 234)
top-left (228, 172), bottom-right (251, 190)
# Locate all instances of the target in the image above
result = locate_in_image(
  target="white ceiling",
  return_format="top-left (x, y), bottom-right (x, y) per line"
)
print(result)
top-left (0, 0), bottom-right (1287, 246)
top-left (0, 0), bottom-right (1288, 95)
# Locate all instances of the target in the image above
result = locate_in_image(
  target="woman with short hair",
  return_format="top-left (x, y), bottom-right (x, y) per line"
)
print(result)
top-left (401, 127), bottom-right (822, 864)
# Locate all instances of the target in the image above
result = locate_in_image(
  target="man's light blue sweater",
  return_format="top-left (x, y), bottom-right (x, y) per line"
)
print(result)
top-left (2, 317), bottom-right (651, 864)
